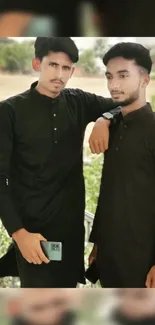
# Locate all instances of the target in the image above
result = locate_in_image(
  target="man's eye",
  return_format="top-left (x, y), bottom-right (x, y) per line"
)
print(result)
top-left (49, 63), bottom-right (57, 67)
top-left (63, 66), bottom-right (71, 70)
top-left (106, 75), bottom-right (112, 80)
top-left (120, 74), bottom-right (127, 78)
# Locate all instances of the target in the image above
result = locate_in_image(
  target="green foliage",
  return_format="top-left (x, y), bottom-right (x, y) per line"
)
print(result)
top-left (0, 40), bottom-right (34, 73)
top-left (77, 49), bottom-right (99, 75)
top-left (93, 38), bottom-right (109, 59)
top-left (84, 147), bottom-right (103, 214)
top-left (151, 73), bottom-right (155, 79)
top-left (151, 95), bottom-right (155, 111)
top-left (0, 222), bottom-right (20, 288)
top-left (83, 147), bottom-right (103, 288)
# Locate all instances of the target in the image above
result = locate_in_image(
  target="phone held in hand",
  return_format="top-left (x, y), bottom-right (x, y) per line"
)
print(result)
top-left (40, 241), bottom-right (62, 261)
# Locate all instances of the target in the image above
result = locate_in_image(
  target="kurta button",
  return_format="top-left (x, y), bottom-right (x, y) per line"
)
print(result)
top-left (54, 128), bottom-right (57, 130)
top-left (54, 114), bottom-right (56, 117)
top-left (124, 124), bottom-right (127, 128)
top-left (55, 141), bottom-right (57, 144)
top-left (116, 147), bottom-right (119, 151)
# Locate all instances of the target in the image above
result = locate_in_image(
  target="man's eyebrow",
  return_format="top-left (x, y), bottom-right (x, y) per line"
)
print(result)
top-left (105, 69), bottom-right (129, 75)
top-left (48, 61), bottom-right (71, 69)
top-left (49, 61), bottom-right (59, 65)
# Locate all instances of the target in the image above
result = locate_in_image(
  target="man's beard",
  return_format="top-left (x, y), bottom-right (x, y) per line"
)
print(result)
top-left (11, 310), bottom-right (76, 325)
top-left (112, 309), bottom-right (155, 325)
top-left (112, 89), bottom-right (139, 107)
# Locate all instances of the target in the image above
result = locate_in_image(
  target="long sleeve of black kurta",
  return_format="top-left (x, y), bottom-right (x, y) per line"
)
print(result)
top-left (0, 102), bottom-right (24, 234)
top-left (0, 82), bottom-right (120, 237)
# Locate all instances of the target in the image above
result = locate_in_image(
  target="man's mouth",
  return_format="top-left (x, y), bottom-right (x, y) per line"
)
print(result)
top-left (51, 80), bottom-right (63, 85)
top-left (111, 92), bottom-right (123, 96)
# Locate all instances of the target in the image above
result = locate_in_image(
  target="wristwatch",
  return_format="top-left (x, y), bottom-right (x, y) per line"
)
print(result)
top-left (102, 112), bottom-right (114, 120)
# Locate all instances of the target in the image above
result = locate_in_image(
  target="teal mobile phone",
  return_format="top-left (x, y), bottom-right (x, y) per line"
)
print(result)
top-left (40, 241), bottom-right (62, 261)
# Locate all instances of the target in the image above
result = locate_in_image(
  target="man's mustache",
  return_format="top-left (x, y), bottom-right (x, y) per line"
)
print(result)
top-left (111, 91), bottom-right (124, 95)
top-left (50, 79), bottom-right (64, 84)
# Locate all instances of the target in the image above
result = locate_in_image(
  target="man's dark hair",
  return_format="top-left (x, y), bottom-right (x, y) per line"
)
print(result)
top-left (34, 37), bottom-right (79, 63)
top-left (103, 42), bottom-right (152, 74)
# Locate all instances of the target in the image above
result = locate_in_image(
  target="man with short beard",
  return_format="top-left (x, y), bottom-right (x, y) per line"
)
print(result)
top-left (89, 42), bottom-right (155, 288)
top-left (0, 37), bottom-right (120, 288)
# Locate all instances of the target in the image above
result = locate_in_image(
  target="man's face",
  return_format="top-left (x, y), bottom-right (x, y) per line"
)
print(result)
top-left (105, 57), bottom-right (149, 107)
top-left (32, 51), bottom-right (75, 96)
top-left (7, 289), bottom-right (76, 325)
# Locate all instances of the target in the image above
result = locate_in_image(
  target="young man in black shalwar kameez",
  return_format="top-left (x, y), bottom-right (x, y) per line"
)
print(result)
top-left (0, 37), bottom-right (120, 287)
top-left (89, 42), bottom-right (155, 288)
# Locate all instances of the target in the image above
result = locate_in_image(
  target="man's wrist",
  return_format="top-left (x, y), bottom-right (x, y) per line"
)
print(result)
top-left (96, 116), bottom-right (110, 125)
top-left (12, 228), bottom-right (28, 241)
top-left (102, 112), bottom-right (114, 121)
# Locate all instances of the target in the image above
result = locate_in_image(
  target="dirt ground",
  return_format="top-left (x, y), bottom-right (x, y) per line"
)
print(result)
top-left (0, 74), bottom-right (154, 144)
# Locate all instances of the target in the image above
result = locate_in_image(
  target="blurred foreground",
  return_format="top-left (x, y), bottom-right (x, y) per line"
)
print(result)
top-left (0, 288), bottom-right (155, 324)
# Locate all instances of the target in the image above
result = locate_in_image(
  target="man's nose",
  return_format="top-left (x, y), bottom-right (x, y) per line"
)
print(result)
top-left (109, 79), bottom-right (121, 90)
top-left (55, 66), bottom-right (63, 78)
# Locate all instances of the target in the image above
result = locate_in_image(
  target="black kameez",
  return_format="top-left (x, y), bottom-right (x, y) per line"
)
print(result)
top-left (90, 103), bottom-right (155, 288)
top-left (0, 81), bottom-right (120, 287)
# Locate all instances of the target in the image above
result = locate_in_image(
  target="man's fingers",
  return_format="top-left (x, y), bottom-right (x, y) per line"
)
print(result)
top-left (89, 138), bottom-right (107, 154)
top-left (39, 252), bottom-right (50, 264)
top-left (31, 253), bottom-right (43, 264)
top-left (104, 137), bottom-right (109, 150)
top-left (145, 274), bottom-right (151, 288)
top-left (150, 274), bottom-right (155, 288)
top-left (93, 141), bottom-right (101, 154)
top-left (89, 139), bottom-right (96, 153)
top-left (98, 139), bottom-right (105, 153)
top-left (26, 259), bottom-right (32, 263)
top-left (37, 234), bottom-right (47, 241)
top-left (38, 247), bottom-right (50, 264)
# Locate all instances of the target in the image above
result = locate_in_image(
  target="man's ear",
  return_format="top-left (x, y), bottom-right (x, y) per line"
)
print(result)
top-left (32, 57), bottom-right (41, 72)
top-left (141, 72), bottom-right (150, 87)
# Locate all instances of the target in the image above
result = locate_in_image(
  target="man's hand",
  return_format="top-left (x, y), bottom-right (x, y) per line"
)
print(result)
top-left (89, 117), bottom-right (110, 154)
top-left (88, 244), bottom-right (97, 266)
top-left (12, 228), bottom-right (50, 265)
top-left (145, 266), bottom-right (155, 288)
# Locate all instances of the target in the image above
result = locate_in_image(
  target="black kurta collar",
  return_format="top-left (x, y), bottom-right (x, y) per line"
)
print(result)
top-left (30, 81), bottom-right (61, 106)
top-left (121, 102), bottom-right (152, 125)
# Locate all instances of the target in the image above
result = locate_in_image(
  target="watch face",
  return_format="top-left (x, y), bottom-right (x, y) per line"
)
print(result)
top-left (103, 112), bottom-right (113, 119)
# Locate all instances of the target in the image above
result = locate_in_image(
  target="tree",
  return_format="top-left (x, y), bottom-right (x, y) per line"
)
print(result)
top-left (77, 49), bottom-right (99, 75)
top-left (93, 38), bottom-right (109, 59)
top-left (0, 41), bottom-right (34, 73)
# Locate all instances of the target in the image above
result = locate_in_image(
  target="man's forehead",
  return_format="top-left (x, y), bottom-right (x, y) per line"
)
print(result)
top-left (106, 57), bottom-right (137, 71)
top-left (44, 51), bottom-right (73, 64)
